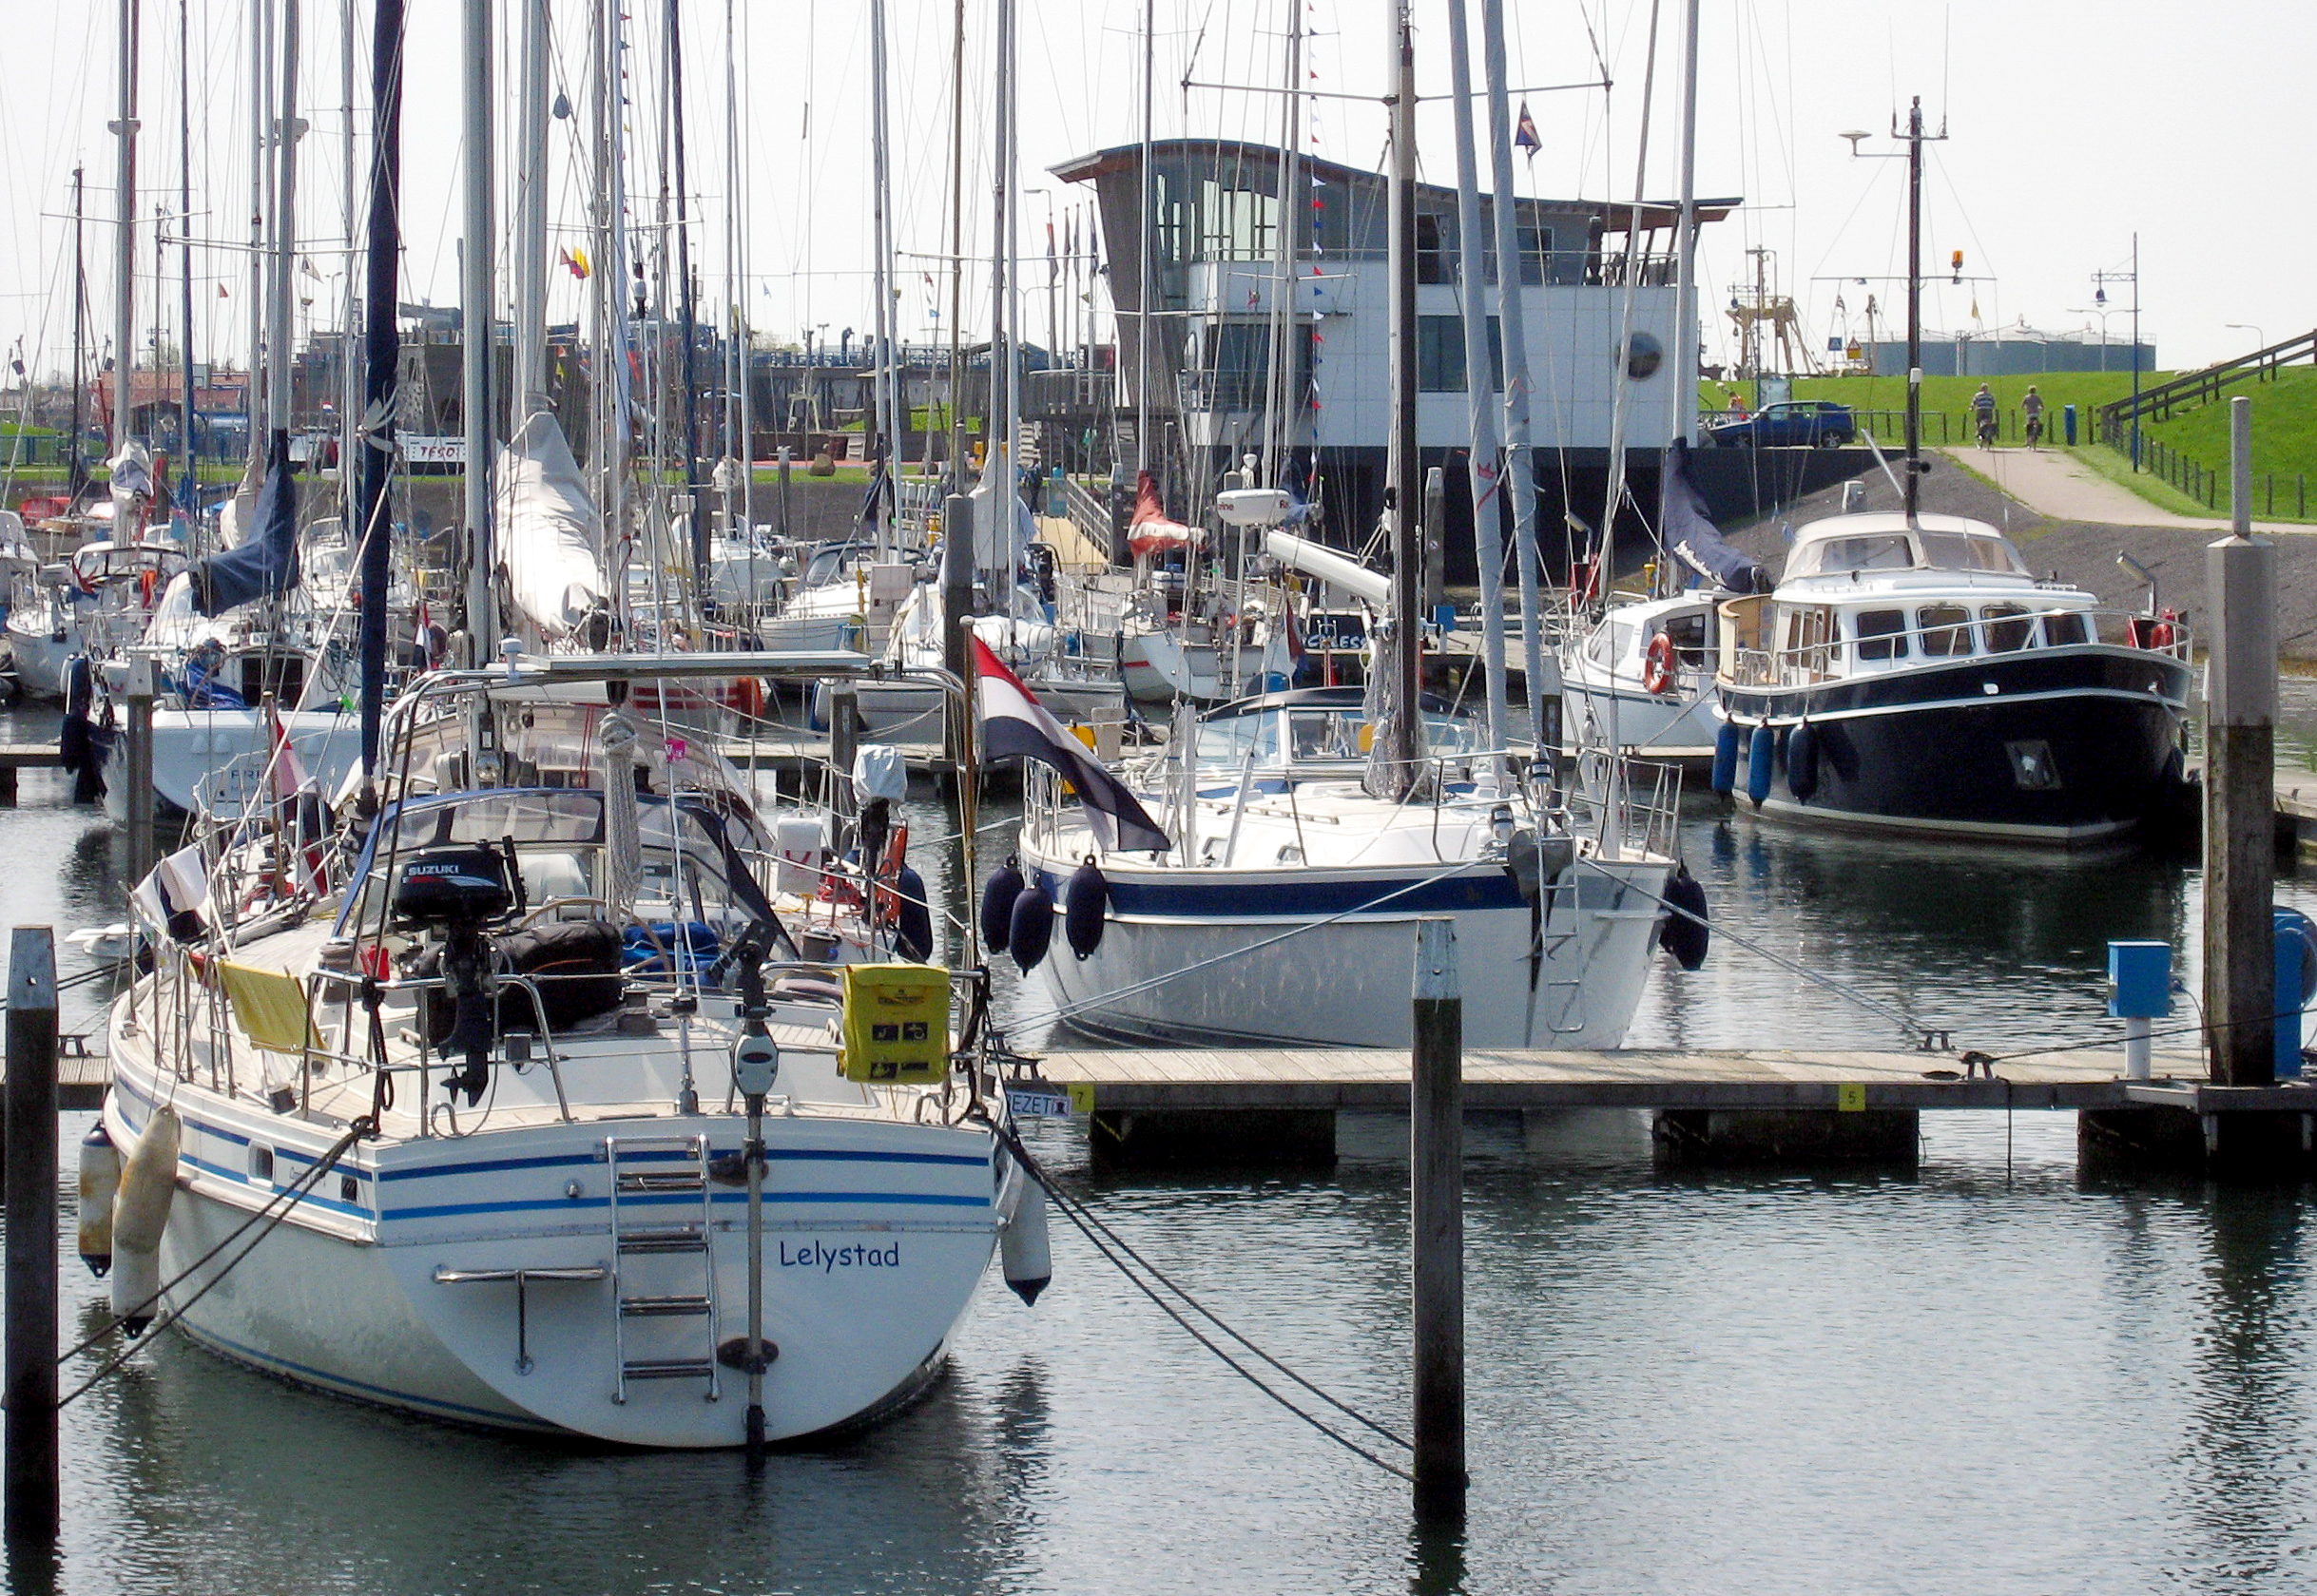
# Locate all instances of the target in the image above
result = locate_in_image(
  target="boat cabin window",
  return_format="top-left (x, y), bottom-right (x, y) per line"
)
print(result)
top-left (1801, 534), bottom-right (1914, 577)
top-left (1660, 610), bottom-right (1712, 666)
top-left (1780, 606), bottom-right (1836, 672)
top-left (1918, 530), bottom-right (2030, 575)
top-left (2042, 609), bottom-right (2090, 646)
top-left (1916, 604), bottom-right (1976, 656)
top-left (1980, 604), bottom-right (2036, 652)
top-left (1287, 710), bottom-right (1364, 762)
top-left (1852, 608), bottom-right (1909, 661)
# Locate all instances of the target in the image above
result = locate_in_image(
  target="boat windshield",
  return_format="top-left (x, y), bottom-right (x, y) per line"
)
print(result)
top-left (1917, 530), bottom-right (2029, 574)
top-left (1794, 533), bottom-right (1914, 577)
top-left (1195, 703), bottom-right (1485, 768)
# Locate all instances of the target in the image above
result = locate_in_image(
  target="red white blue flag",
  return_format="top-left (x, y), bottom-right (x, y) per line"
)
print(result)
top-left (973, 638), bottom-right (1169, 853)
top-left (1515, 102), bottom-right (1541, 160)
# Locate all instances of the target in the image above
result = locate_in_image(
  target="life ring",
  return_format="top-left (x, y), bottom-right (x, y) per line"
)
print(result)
top-left (727, 675), bottom-right (767, 721)
top-left (2147, 608), bottom-right (2177, 650)
top-left (1641, 632), bottom-right (1679, 695)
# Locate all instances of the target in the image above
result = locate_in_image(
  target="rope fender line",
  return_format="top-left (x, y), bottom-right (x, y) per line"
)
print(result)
top-left (980, 1115), bottom-right (1415, 1482)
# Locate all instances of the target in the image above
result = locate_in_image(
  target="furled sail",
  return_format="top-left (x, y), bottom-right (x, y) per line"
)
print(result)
top-left (1659, 438), bottom-right (1769, 595)
top-left (494, 410), bottom-right (609, 644)
top-left (188, 431), bottom-right (300, 617)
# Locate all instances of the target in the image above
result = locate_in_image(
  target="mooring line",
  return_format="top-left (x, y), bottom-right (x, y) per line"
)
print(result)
top-left (986, 1119), bottom-right (1415, 1481)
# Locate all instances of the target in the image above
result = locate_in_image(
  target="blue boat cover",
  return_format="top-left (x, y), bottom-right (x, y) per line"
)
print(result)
top-left (1660, 438), bottom-right (1770, 594)
top-left (189, 430), bottom-right (301, 616)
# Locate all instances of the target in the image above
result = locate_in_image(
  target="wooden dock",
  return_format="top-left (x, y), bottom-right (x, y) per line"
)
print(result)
top-left (1030, 1046), bottom-right (2317, 1165)
top-left (0, 1052), bottom-right (108, 1112)
top-left (0, 744), bottom-right (65, 805)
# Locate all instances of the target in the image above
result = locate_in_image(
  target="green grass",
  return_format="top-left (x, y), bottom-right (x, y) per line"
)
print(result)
top-left (1709, 367), bottom-right (2317, 522)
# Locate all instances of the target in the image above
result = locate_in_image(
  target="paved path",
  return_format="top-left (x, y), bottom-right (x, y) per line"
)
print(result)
top-left (1938, 446), bottom-right (2309, 535)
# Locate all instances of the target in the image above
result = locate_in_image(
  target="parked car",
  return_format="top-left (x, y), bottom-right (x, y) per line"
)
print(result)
top-left (1705, 399), bottom-right (1857, 448)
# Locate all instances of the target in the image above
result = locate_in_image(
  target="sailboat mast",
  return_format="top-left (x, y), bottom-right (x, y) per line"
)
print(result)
top-left (1134, 0), bottom-right (1153, 481)
top-left (1673, 0), bottom-right (1700, 449)
top-left (668, 0), bottom-right (705, 587)
top-left (1381, 2), bottom-right (1420, 787)
top-left (358, 0), bottom-right (404, 778)
top-left (1479, 0), bottom-right (1546, 753)
top-left (180, 0), bottom-right (198, 511)
top-left (984, 0), bottom-right (1016, 588)
top-left (942, 0), bottom-right (966, 498)
top-left (512, 0), bottom-right (550, 416)
top-left (1444, 0), bottom-right (1510, 788)
top-left (869, 0), bottom-right (896, 551)
top-left (724, 0), bottom-right (752, 537)
top-left (114, 0), bottom-right (140, 460)
top-left (1260, 0), bottom-right (1300, 492)
top-left (338, 0), bottom-right (359, 519)
top-left (1903, 95), bottom-right (1922, 523)
top-left (268, 0), bottom-right (299, 439)
top-left (69, 168), bottom-right (87, 501)
top-left (459, 0), bottom-right (495, 663)
top-left (597, 0), bottom-right (633, 587)
top-left (246, 0), bottom-right (268, 470)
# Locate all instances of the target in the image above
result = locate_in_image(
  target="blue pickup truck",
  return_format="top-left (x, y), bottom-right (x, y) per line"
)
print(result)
top-left (1704, 399), bottom-right (1857, 448)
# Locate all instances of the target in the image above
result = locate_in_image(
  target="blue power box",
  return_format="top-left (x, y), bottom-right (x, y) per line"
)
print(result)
top-left (2107, 941), bottom-right (2172, 1019)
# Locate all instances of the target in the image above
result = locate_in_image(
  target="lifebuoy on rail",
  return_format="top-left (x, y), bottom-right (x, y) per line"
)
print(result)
top-left (1641, 632), bottom-right (1679, 695)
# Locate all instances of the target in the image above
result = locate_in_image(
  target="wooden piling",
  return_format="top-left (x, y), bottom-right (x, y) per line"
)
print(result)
top-left (1410, 917), bottom-right (1466, 1524)
top-left (2206, 395), bottom-right (2277, 1088)
top-left (4, 928), bottom-right (59, 1548)
top-left (124, 654), bottom-right (156, 887)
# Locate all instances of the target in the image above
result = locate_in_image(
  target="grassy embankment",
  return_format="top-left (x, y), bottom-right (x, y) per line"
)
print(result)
top-left (1713, 369), bottom-right (2317, 523)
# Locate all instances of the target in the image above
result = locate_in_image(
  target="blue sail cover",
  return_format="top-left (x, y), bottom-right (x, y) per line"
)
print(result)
top-left (1660, 438), bottom-right (1769, 594)
top-left (189, 430), bottom-right (301, 617)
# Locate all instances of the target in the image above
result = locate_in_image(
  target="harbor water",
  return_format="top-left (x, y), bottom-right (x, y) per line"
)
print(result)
top-left (5, 697), bottom-right (2317, 1594)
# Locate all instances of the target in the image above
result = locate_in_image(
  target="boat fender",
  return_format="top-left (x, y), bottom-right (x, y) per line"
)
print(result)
top-left (1786, 721), bottom-right (1819, 804)
top-left (1710, 721), bottom-right (1741, 798)
top-left (1746, 724), bottom-right (1776, 806)
top-left (78, 1119), bottom-right (121, 1278)
top-left (1009, 884), bottom-right (1055, 972)
top-left (111, 1105), bottom-right (182, 1336)
top-left (999, 1170), bottom-right (1052, 1306)
top-left (1659, 866), bottom-right (1711, 971)
top-left (980, 859), bottom-right (1025, 956)
top-left (1641, 632), bottom-right (1678, 695)
top-left (892, 865), bottom-right (935, 962)
top-left (1065, 857), bottom-right (1110, 959)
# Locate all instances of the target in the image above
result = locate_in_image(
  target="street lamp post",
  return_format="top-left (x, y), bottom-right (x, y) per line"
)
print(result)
top-left (2094, 239), bottom-right (2140, 469)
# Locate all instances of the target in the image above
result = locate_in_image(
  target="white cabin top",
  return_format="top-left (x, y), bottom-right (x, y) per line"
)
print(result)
top-left (1781, 513), bottom-right (2032, 584)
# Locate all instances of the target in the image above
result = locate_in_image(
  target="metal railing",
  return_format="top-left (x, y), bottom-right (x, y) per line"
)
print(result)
top-left (1722, 606), bottom-right (2192, 690)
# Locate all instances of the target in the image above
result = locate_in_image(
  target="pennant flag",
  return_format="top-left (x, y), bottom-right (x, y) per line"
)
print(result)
top-left (561, 246), bottom-right (592, 279)
top-left (218, 283), bottom-right (229, 298)
top-left (1515, 102), bottom-right (1541, 159)
top-left (973, 638), bottom-right (1169, 853)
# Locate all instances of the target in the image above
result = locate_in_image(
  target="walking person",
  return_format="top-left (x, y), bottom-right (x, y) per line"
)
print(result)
top-left (2022, 385), bottom-right (2045, 451)
top-left (1972, 383), bottom-right (1998, 449)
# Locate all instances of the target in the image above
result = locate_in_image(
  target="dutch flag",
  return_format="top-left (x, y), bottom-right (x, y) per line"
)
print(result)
top-left (973, 638), bottom-right (1170, 855)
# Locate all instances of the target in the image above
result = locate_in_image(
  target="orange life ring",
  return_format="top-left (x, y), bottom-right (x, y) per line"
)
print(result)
top-left (727, 675), bottom-right (767, 721)
top-left (871, 824), bottom-right (911, 924)
top-left (2147, 607), bottom-right (2177, 650)
top-left (1641, 631), bottom-right (1679, 695)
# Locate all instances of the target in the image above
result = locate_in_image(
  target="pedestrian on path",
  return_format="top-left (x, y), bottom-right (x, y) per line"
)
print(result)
top-left (2022, 386), bottom-right (2045, 451)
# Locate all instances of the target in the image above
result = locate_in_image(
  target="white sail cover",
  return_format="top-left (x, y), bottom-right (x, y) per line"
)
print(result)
top-left (494, 410), bottom-right (608, 641)
top-left (968, 438), bottom-right (1036, 582)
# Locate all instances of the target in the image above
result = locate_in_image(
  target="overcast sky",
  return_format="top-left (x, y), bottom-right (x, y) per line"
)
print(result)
top-left (0, 1), bottom-right (2299, 391)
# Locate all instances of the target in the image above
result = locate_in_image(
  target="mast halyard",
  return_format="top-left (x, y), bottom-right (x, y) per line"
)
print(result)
top-left (458, 0), bottom-right (495, 666)
top-left (113, 0), bottom-right (140, 463)
top-left (267, 0), bottom-right (299, 441)
top-left (1365, 1), bottom-right (1422, 804)
top-left (1903, 95), bottom-right (1924, 525)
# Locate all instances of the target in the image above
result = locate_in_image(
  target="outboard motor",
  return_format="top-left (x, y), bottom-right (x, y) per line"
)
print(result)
top-left (394, 845), bottom-right (515, 1105)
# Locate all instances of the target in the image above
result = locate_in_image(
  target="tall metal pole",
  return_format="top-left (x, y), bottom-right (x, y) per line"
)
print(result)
top-left (180, 0), bottom-right (199, 505)
top-left (245, 0), bottom-right (269, 471)
top-left (1383, 3), bottom-right (1420, 789)
top-left (725, 0), bottom-right (753, 536)
top-left (943, 0), bottom-right (967, 495)
top-left (1673, 0), bottom-right (1700, 447)
top-left (2130, 232), bottom-right (2142, 471)
top-left (460, 0), bottom-right (495, 662)
top-left (2204, 394), bottom-right (2275, 1087)
top-left (1479, 0), bottom-right (1549, 756)
top-left (269, 0), bottom-right (299, 437)
top-left (1444, 0), bottom-right (1509, 790)
top-left (114, 0), bottom-right (141, 457)
top-left (600, 0), bottom-right (632, 592)
top-left (1135, 0), bottom-right (1154, 478)
top-left (68, 168), bottom-right (88, 502)
top-left (338, 0), bottom-right (359, 518)
top-left (869, 0), bottom-right (896, 549)
top-left (669, 0), bottom-right (706, 586)
top-left (512, 0), bottom-right (550, 415)
top-left (358, 0), bottom-right (404, 779)
top-left (1902, 97), bottom-right (1923, 523)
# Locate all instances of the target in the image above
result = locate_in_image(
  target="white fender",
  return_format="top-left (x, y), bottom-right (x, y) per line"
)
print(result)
top-left (77, 1119), bottom-right (122, 1277)
top-left (111, 1106), bottom-right (181, 1333)
top-left (999, 1174), bottom-right (1052, 1307)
